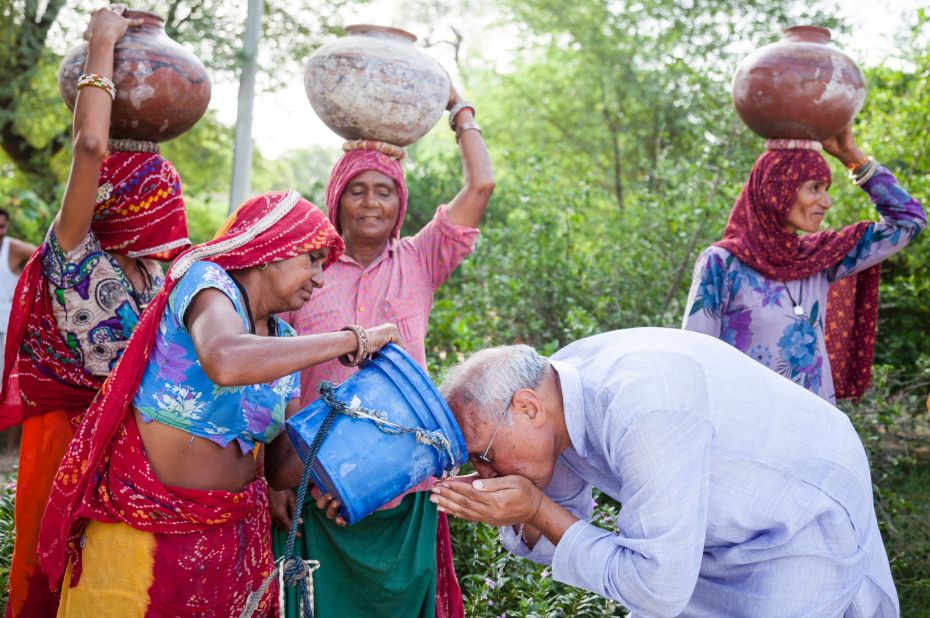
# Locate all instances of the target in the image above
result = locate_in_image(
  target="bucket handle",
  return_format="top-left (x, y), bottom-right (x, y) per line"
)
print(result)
top-left (318, 381), bottom-right (459, 473)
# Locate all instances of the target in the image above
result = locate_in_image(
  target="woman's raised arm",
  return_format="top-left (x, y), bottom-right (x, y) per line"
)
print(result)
top-left (54, 7), bottom-right (142, 252)
top-left (444, 84), bottom-right (496, 228)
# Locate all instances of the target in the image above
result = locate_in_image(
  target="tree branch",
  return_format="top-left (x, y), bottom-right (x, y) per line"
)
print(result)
top-left (599, 76), bottom-right (623, 211)
top-left (659, 116), bottom-right (740, 313)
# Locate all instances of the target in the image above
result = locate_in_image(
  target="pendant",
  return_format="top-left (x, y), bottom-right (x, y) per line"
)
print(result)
top-left (793, 305), bottom-right (805, 317)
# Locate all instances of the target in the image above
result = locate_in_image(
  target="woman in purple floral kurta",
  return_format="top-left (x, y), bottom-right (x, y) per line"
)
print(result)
top-left (683, 136), bottom-right (926, 404)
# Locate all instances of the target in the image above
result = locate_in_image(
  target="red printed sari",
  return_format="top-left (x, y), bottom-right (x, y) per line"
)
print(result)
top-left (2, 151), bottom-right (189, 618)
top-left (39, 191), bottom-right (343, 616)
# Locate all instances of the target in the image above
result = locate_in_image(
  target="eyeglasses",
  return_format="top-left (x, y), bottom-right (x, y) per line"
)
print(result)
top-left (469, 400), bottom-right (511, 468)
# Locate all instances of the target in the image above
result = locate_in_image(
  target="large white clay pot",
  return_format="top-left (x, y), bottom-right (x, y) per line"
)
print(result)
top-left (304, 25), bottom-right (450, 146)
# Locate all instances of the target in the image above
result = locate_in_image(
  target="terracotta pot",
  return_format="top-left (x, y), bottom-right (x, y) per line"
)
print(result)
top-left (304, 25), bottom-right (450, 146)
top-left (731, 26), bottom-right (865, 142)
top-left (58, 10), bottom-right (211, 143)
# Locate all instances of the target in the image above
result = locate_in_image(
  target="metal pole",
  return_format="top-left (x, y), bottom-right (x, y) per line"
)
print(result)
top-left (229, 0), bottom-right (264, 212)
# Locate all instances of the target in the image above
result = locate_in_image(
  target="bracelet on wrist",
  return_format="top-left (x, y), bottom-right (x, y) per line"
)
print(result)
top-left (108, 138), bottom-right (160, 154)
top-left (455, 121), bottom-right (482, 144)
top-left (847, 157), bottom-right (878, 186)
top-left (339, 325), bottom-right (370, 367)
top-left (853, 160), bottom-right (879, 186)
top-left (448, 100), bottom-right (476, 131)
top-left (846, 156), bottom-right (870, 173)
top-left (77, 73), bottom-right (116, 101)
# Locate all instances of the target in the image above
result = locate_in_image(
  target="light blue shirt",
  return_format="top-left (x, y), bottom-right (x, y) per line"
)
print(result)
top-left (501, 328), bottom-right (897, 618)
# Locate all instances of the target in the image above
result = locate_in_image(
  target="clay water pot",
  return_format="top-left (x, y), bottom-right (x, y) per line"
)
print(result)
top-left (304, 25), bottom-right (450, 147)
top-left (731, 26), bottom-right (865, 142)
top-left (58, 9), bottom-right (211, 143)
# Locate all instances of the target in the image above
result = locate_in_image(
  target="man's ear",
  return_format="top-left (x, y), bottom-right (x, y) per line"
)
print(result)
top-left (512, 388), bottom-right (546, 427)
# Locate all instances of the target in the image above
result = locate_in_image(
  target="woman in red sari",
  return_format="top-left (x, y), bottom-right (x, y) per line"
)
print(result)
top-left (1, 8), bottom-right (190, 615)
top-left (38, 187), bottom-right (402, 616)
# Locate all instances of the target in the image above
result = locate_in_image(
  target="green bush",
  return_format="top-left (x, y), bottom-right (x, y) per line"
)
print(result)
top-left (839, 359), bottom-right (930, 616)
top-left (450, 490), bottom-right (627, 617)
top-left (0, 477), bottom-right (15, 616)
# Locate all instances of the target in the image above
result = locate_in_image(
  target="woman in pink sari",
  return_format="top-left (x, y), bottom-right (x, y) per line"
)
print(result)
top-left (271, 87), bottom-right (494, 617)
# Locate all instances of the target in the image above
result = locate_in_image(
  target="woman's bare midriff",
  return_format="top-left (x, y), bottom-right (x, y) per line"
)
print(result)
top-left (133, 409), bottom-right (258, 492)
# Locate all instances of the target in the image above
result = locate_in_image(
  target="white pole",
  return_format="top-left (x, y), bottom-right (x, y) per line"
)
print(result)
top-left (229, 0), bottom-right (264, 213)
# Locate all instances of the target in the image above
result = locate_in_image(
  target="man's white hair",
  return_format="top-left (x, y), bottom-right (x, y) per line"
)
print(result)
top-left (439, 344), bottom-right (549, 423)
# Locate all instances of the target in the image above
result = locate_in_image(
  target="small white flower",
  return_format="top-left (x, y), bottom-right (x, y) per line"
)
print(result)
top-left (154, 383), bottom-right (207, 420)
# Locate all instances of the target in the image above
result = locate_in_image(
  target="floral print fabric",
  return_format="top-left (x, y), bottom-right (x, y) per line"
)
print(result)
top-left (684, 166), bottom-right (926, 403)
top-left (134, 261), bottom-right (299, 452)
top-left (43, 227), bottom-right (162, 377)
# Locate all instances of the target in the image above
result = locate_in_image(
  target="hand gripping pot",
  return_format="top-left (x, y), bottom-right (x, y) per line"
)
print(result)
top-left (58, 9), bottom-right (211, 142)
top-left (286, 343), bottom-right (467, 524)
top-left (731, 25), bottom-right (866, 142)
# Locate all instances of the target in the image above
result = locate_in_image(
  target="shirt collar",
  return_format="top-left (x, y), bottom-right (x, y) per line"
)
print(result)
top-left (549, 359), bottom-right (587, 458)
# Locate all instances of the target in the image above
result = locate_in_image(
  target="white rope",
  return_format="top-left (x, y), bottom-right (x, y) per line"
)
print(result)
top-left (239, 556), bottom-right (321, 618)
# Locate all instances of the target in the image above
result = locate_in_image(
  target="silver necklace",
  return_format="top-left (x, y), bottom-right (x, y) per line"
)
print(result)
top-left (782, 280), bottom-right (805, 317)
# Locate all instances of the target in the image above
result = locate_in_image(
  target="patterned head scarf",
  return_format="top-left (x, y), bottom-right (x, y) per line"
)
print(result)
top-left (94, 152), bottom-right (190, 261)
top-left (325, 150), bottom-right (408, 239)
top-left (715, 148), bottom-right (879, 399)
top-left (39, 190), bottom-right (343, 585)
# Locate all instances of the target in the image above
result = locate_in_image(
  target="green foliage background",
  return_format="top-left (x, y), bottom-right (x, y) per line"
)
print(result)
top-left (1, 0), bottom-right (929, 616)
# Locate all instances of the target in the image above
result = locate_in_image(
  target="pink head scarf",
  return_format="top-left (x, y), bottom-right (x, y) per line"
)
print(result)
top-left (325, 150), bottom-right (408, 238)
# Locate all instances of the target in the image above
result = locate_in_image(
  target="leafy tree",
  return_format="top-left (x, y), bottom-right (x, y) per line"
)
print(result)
top-left (251, 143), bottom-right (342, 209)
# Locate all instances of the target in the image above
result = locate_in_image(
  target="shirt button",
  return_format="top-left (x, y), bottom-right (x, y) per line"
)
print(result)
top-left (359, 306), bottom-right (365, 312)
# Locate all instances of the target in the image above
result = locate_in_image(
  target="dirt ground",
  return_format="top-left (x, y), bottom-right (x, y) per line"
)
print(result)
top-left (0, 427), bottom-right (20, 476)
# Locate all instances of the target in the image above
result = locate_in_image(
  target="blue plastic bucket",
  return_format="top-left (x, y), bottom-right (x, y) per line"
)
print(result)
top-left (285, 343), bottom-right (467, 524)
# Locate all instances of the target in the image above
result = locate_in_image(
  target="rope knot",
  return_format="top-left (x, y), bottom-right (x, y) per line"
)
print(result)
top-left (282, 557), bottom-right (309, 587)
top-left (316, 381), bottom-right (458, 467)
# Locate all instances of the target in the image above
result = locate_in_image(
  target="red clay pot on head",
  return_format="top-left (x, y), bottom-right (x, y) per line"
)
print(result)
top-left (731, 26), bottom-right (866, 142)
top-left (58, 9), bottom-right (211, 143)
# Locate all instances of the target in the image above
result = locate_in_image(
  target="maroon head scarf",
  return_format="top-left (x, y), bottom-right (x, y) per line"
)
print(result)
top-left (325, 149), bottom-right (408, 238)
top-left (715, 149), bottom-right (879, 399)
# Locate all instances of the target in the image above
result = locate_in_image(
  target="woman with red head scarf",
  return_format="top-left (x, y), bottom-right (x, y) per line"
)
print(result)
top-left (271, 86), bottom-right (495, 618)
top-left (0, 8), bottom-right (191, 615)
top-left (683, 127), bottom-right (926, 403)
top-left (37, 188), bottom-right (400, 616)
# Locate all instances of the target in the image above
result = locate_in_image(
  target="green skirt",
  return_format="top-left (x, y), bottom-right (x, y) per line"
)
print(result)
top-left (272, 492), bottom-right (438, 618)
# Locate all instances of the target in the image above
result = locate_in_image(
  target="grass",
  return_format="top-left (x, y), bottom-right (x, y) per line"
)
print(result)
top-left (884, 461), bottom-right (930, 617)
top-left (0, 474), bottom-right (14, 617)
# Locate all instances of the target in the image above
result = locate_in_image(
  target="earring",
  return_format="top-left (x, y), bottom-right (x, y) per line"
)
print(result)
top-left (257, 263), bottom-right (269, 271)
